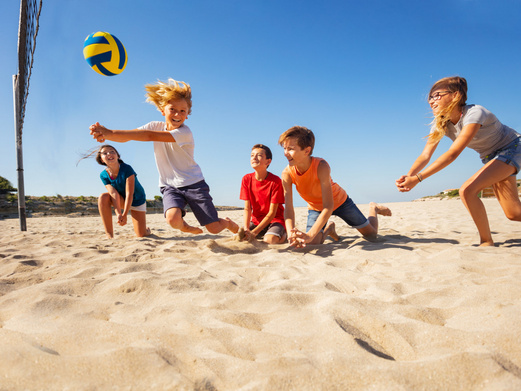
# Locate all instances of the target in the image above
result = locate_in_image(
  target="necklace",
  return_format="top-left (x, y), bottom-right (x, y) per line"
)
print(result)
top-left (106, 165), bottom-right (119, 179)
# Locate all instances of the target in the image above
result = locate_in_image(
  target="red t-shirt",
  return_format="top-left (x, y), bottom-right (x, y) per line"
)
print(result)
top-left (240, 172), bottom-right (285, 226)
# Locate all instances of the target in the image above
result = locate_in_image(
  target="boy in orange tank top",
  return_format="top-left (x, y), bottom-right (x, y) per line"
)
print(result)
top-left (279, 126), bottom-right (392, 248)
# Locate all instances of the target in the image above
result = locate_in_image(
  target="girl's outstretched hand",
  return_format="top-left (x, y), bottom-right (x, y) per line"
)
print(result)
top-left (396, 175), bottom-right (418, 192)
top-left (395, 175), bottom-right (406, 187)
top-left (395, 175), bottom-right (409, 192)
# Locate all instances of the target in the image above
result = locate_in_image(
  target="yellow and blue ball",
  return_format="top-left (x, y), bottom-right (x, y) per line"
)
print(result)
top-left (83, 31), bottom-right (127, 76)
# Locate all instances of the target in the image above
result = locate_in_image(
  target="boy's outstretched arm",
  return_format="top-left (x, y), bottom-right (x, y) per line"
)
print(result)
top-left (297, 160), bottom-right (335, 245)
top-left (281, 168), bottom-right (296, 244)
top-left (90, 122), bottom-right (176, 143)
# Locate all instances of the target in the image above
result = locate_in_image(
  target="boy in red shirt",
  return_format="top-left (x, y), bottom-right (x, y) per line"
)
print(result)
top-left (240, 144), bottom-right (287, 244)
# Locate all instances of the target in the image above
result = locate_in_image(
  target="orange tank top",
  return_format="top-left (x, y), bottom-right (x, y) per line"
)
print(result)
top-left (288, 157), bottom-right (348, 211)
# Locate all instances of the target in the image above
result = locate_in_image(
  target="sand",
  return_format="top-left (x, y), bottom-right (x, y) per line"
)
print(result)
top-left (1, 199), bottom-right (520, 390)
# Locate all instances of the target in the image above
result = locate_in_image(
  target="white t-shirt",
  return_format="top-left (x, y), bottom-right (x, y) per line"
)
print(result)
top-left (138, 121), bottom-right (204, 188)
top-left (443, 105), bottom-right (519, 159)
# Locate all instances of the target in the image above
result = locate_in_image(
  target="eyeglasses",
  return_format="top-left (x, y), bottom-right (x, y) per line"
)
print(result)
top-left (428, 91), bottom-right (451, 102)
top-left (101, 150), bottom-right (117, 156)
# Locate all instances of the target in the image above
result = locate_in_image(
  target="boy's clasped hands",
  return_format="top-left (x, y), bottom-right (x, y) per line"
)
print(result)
top-left (90, 122), bottom-right (107, 142)
top-left (288, 228), bottom-right (311, 248)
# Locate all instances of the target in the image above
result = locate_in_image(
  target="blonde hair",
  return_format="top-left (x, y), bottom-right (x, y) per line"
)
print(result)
top-left (278, 126), bottom-right (315, 154)
top-left (144, 78), bottom-right (192, 114)
top-left (429, 76), bottom-right (467, 142)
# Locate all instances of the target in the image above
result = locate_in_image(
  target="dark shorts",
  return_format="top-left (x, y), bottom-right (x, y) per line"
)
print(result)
top-left (249, 222), bottom-right (286, 238)
top-left (306, 197), bottom-right (369, 232)
top-left (160, 180), bottom-right (219, 227)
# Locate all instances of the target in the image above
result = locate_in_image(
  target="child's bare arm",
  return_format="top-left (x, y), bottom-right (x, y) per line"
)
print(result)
top-left (304, 160), bottom-right (335, 242)
top-left (243, 200), bottom-right (252, 230)
top-left (119, 175), bottom-right (136, 226)
top-left (105, 184), bottom-right (122, 217)
top-left (281, 168), bottom-right (295, 234)
top-left (399, 123), bottom-right (481, 192)
top-left (250, 203), bottom-right (279, 237)
top-left (90, 122), bottom-right (175, 143)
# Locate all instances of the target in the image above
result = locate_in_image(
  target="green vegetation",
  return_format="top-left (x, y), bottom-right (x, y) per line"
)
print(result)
top-left (0, 176), bottom-right (17, 194)
top-left (7, 194), bottom-right (18, 202)
top-left (445, 189), bottom-right (460, 197)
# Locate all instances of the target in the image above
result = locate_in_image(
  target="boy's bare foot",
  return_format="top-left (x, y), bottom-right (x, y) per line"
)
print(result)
top-left (324, 221), bottom-right (339, 241)
top-left (479, 241), bottom-right (495, 247)
top-left (181, 223), bottom-right (203, 235)
top-left (226, 217), bottom-right (239, 234)
top-left (371, 202), bottom-right (392, 216)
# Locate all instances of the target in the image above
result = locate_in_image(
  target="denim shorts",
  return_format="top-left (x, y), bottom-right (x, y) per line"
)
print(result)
top-left (160, 180), bottom-right (219, 226)
top-left (306, 197), bottom-right (369, 232)
top-left (481, 136), bottom-right (521, 175)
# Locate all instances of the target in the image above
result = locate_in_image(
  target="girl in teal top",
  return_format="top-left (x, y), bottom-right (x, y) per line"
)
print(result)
top-left (96, 144), bottom-right (150, 239)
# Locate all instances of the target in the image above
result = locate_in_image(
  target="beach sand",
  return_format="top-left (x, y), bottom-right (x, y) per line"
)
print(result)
top-left (1, 199), bottom-right (520, 390)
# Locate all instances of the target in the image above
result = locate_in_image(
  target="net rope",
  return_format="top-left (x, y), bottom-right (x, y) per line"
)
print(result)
top-left (16, 0), bottom-right (43, 140)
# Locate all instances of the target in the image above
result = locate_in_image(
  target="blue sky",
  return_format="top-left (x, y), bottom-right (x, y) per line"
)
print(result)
top-left (1, 0), bottom-right (520, 207)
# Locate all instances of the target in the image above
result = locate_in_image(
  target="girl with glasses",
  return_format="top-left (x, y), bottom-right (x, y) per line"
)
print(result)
top-left (396, 76), bottom-right (521, 246)
top-left (95, 144), bottom-right (151, 239)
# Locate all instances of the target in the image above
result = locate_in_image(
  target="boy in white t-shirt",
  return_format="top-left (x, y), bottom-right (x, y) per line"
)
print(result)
top-left (89, 78), bottom-right (239, 236)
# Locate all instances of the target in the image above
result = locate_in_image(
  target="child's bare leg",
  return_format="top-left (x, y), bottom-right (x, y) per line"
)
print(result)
top-left (130, 210), bottom-right (151, 237)
top-left (323, 221), bottom-right (339, 241)
top-left (264, 232), bottom-right (287, 244)
top-left (494, 176), bottom-right (521, 222)
top-left (205, 217), bottom-right (239, 234)
top-left (459, 160), bottom-right (517, 246)
top-left (98, 192), bottom-right (114, 239)
top-left (165, 207), bottom-right (203, 234)
top-left (306, 221), bottom-right (338, 244)
top-left (357, 202), bottom-right (392, 240)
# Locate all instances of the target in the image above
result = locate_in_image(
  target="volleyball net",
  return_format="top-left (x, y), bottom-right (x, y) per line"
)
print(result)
top-left (13, 0), bottom-right (43, 231)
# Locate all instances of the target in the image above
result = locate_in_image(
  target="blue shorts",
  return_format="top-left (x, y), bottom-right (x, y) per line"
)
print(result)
top-left (160, 180), bottom-right (219, 226)
top-left (306, 197), bottom-right (369, 232)
top-left (481, 136), bottom-right (521, 175)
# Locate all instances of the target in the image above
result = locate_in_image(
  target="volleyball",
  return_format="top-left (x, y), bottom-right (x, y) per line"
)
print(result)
top-left (83, 31), bottom-right (127, 76)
